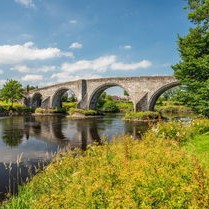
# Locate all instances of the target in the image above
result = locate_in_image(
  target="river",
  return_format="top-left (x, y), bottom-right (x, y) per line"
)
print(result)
top-left (0, 114), bottom-right (149, 201)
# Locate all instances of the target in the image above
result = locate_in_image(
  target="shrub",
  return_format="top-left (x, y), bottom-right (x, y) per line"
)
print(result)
top-left (115, 101), bottom-right (133, 112)
top-left (102, 100), bottom-right (119, 112)
top-left (62, 102), bottom-right (77, 110)
top-left (68, 108), bottom-right (98, 116)
top-left (0, 102), bottom-right (33, 114)
top-left (35, 108), bottom-right (66, 114)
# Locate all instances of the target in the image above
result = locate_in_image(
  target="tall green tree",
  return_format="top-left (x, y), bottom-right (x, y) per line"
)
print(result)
top-left (25, 84), bottom-right (37, 92)
top-left (0, 79), bottom-right (23, 107)
top-left (172, 0), bottom-right (209, 117)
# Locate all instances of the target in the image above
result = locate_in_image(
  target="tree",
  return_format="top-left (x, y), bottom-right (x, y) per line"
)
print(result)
top-left (124, 90), bottom-right (129, 97)
top-left (25, 84), bottom-right (36, 92)
top-left (102, 100), bottom-right (119, 113)
top-left (0, 80), bottom-right (23, 107)
top-left (97, 92), bottom-right (107, 108)
top-left (172, 0), bottom-right (209, 117)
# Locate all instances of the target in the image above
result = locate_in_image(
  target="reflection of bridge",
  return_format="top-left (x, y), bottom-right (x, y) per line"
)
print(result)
top-left (24, 76), bottom-right (179, 111)
top-left (25, 117), bottom-right (101, 150)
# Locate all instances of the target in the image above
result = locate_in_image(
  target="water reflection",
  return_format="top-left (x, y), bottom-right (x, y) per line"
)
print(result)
top-left (0, 114), bottom-right (147, 201)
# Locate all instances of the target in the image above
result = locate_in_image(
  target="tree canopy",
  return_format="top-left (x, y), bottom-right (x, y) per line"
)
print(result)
top-left (0, 79), bottom-right (23, 107)
top-left (172, 0), bottom-right (209, 117)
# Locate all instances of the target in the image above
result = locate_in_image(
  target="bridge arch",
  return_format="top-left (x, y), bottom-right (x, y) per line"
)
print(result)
top-left (88, 83), bottom-right (131, 110)
top-left (31, 92), bottom-right (42, 108)
top-left (148, 81), bottom-right (180, 111)
top-left (51, 87), bottom-right (77, 108)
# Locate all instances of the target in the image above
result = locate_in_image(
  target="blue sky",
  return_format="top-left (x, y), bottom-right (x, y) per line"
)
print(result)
top-left (0, 0), bottom-right (192, 89)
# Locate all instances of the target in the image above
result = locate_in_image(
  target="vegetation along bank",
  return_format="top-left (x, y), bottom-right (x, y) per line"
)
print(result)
top-left (1, 118), bottom-right (209, 209)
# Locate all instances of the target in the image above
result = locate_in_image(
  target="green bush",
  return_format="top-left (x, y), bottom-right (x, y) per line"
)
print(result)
top-left (0, 102), bottom-right (33, 114)
top-left (62, 102), bottom-right (77, 110)
top-left (68, 108), bottom-right (98, 116)
top-left (115, 101), bottom-right (133, 112)
top-left (102, 100), bottom-right (119, 112)
top-left (35, 108), bottom-right (66, 114)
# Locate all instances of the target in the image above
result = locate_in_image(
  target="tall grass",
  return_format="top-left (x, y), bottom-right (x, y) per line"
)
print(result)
top-left (2, 119), bottom-right (209, 208)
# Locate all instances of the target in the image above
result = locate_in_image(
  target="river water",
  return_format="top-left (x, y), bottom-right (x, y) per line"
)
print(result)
top-left (0, 114), bottom-right (149, 201)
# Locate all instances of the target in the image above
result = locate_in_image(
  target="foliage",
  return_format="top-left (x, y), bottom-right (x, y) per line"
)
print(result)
top-left (62, 95), bottom-right (77, 103)
top-left (2, 131), bottom-right (209, 208)
top-left (157, 87), bottom-right (181, 102)
top-left (172, 0), bottom-right (209, 117)
top-left (0, 80), bottom-right (23, 107)
top-left (147, 118), bottom-right (209, 144)
top-left (96, 92), bottom-right (132, 113)
top-left (124, 111), bottom-right (161, 121)
top-left (102, 100), bottom-right (119, 112)
top-left (97, 92), bottom-right (107, 108)
top-left (25, 85), bottom-right (37, 92)
top-left (35, 108), bottom-right (66, 114)
top-left (62, 102), bottom-right (77, 110)
top-left (124, 90), bottom-right (129, 96)
top-left (67, 95), bottom-right (77, 103)
top-left (68, 108), bottom-right (98, 116)
top-left (0, 101), bottom-right (32, 114)
top-left (155, 101), bottom-right (192, 113)
top-left (115, 101), bottom-right (134, 112)
top-left (185, 134), bottom-right (209, 168)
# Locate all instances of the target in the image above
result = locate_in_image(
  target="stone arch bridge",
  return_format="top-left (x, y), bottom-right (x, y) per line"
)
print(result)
top-left (23, 76), bottom-right (179, 111)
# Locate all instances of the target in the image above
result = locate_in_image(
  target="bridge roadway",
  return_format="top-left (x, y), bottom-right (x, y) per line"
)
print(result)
top-left (23, 76), bottom-right (179, 111)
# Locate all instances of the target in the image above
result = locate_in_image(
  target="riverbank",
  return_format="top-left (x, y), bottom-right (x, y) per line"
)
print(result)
top-left (1, 118), bottom-right (209, 208)
top-left (124, 111), bottom-right (162, 121)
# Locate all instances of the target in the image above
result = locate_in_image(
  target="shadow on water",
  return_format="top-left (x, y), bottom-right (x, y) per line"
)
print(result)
top-left (0, 114), bottom-right (148, 202)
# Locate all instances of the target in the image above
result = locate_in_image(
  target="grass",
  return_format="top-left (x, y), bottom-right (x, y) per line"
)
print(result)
top-left (124, 111), bottom-right (161, 121)
top-left (35, 107), bottom-right (66, 114)
top-left (68, 108), bottom-right (99, 116)
top-left (2, 119), bottom-right (209, 208)
top-left (155, 101), bottom-right (192, 113)
top-left (184, 134), bottom-right (209, 168)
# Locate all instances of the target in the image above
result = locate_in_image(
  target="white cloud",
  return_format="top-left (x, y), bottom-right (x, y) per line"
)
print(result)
top-left (69, 42), bottom-right (83, 49)
top-left (11, 65), bottom-right (30, 73)
top-left (111, 60), bottom-right (152, 70)
top-left (19, 33), bottom-right (33, 40)
top-left (0, 42), bottom-right (73, 64)
top-left (15, 0), bottom-right (35, 8)
top-left (60, 56), bottom-right (151, 73)
top-left (0, 70), bottom-right (3, 74)
top-left (21, 74), bottom-right (43, 81)
top-left (37, 66), bottom-right (56, 72)
top-left (0, 80), bottom-right (6, 87)
top-left (51, 72), bottom-right (101, 83)
top-left (69, 20), bottom-right (78, 24)
top-left (61, 55), bottom-right (116, 73)
top-left (123, 45), bottom-right (132, 50)
top-left (11, 65), bottom-right (56, 73)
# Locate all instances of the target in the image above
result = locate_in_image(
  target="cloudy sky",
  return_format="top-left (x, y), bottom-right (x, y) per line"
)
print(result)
top-left (0, 0), bottom-right (192, 88)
